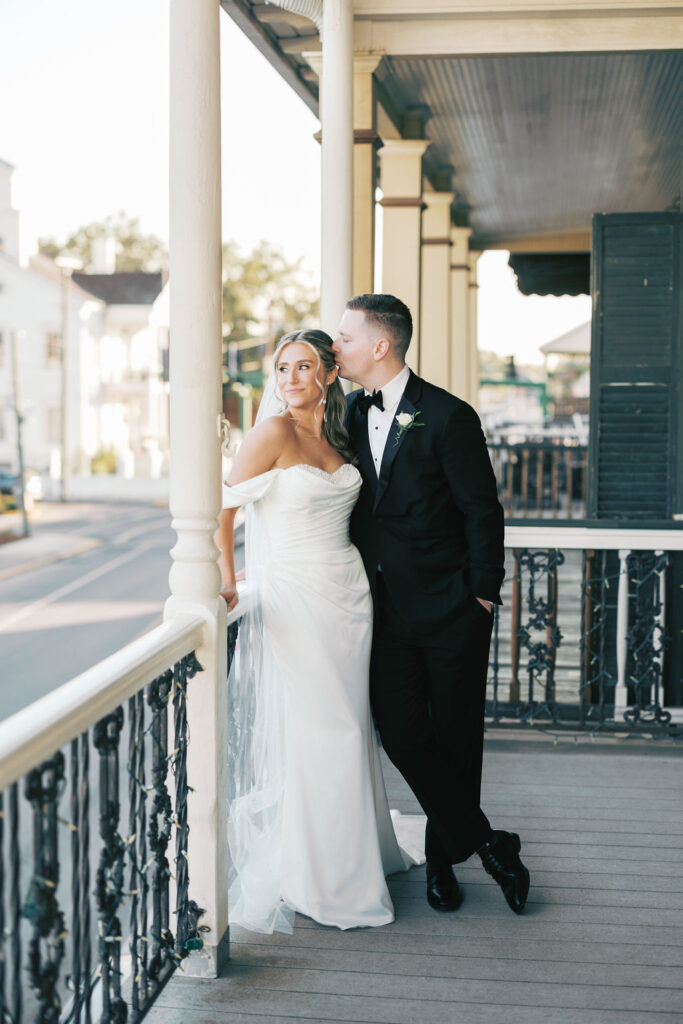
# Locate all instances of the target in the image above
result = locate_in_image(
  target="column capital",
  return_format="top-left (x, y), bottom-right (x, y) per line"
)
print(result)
top-left (380, 138), bottom-right (430, 160)
top-left (354, 54), bottom-right (383, 74)
top-left (423, 191), bottom-right (455, 244)
top-left (423, 191), bottom-right (455, 209)
top-left (450, 225), bottom-right (473, 266)
top-left (379, 138), bottom-right (430, 199)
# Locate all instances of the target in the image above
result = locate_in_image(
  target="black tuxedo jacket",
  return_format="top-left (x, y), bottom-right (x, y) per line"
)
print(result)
top-left (345, 370), bottom-right (504, 625)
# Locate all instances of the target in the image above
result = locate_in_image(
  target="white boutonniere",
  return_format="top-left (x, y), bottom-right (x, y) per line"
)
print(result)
top-left (394, 410), bottom-right (424, 445)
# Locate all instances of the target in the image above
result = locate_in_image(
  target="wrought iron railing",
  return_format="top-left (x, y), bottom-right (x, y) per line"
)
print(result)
top-left (0, 615), bottom-right (207, 1024)
top-left (488, 441), bottom-right (588, 520)
top-left (225, 527), bottom-right (682, 740)
top-left (487, 525), bottom-right (683, 734)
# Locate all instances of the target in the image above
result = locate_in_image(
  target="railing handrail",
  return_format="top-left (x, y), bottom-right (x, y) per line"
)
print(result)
top-left (488, 440), bottom-right (587, 450)
top-left (0, 614), bottom-right (207, 792)
top-left (505, 523), bottom-right (683, 550)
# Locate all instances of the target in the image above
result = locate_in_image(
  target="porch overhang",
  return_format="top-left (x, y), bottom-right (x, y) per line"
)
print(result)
top-left (222, 1), bottom-right (682, 295)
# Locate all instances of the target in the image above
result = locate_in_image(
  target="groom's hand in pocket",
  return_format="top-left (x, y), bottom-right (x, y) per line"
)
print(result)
top-left (476, 597), bottom-right (493, 614)
top-left (220, 584), bottom-right (239, 612)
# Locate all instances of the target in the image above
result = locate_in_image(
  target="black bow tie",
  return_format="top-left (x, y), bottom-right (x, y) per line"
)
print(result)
top-left (356, 389), bottom-right (384, 415)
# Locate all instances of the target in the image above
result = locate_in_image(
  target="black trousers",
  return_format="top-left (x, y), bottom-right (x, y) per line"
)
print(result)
top-left (371, 574), bottom-right (494, 865)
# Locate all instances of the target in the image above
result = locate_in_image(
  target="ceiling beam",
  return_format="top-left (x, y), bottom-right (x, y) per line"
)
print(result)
top-left (471, 230), bottom-right (592, 252)
top-left (355, 1), bottom-right (682, 13)
top-left (354, 9), bottom-right (683, 55)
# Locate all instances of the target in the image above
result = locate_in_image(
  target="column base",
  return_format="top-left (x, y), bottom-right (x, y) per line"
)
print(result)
top-left (183, 926), bottom-right (230, 978)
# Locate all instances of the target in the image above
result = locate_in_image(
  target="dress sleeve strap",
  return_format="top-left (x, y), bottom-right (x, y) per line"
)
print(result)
top-left (222, 468), bottom-right (280, 509)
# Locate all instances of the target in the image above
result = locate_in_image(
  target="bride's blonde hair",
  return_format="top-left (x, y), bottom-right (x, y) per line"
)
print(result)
top-left (274, 329), bottom-right (354, 463)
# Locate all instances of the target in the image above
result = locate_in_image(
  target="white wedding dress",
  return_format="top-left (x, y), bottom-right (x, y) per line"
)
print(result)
top-left (223, 462), bottom-right (424, 933)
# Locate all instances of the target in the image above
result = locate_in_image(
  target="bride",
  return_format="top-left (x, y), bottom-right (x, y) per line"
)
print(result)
top-left (216, 328), bottom-right (423, 934)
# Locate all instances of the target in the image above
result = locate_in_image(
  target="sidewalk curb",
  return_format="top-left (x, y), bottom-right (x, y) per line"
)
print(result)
top-left (0, 538), bottom-right (103, 582)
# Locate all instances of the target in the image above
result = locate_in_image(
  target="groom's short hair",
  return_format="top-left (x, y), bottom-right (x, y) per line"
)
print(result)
top-left (345, 294), bottom-right (412, 357)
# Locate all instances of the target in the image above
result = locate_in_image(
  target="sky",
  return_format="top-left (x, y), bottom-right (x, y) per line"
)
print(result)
top-left (0, 0), bottom-right (590, 364)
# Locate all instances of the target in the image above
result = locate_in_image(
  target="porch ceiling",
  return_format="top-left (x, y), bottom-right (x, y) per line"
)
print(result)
top-left (378, 51), bottom-right (683, 250)
top-left (222, 2), bottom-right (682, 251)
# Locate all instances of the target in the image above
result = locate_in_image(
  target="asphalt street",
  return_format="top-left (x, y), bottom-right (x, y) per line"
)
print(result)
top-left (0, 502), bottom-right (243, 720)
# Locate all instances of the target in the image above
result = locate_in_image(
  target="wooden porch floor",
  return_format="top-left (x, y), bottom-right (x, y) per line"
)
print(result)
top-left (151, 736), bottom-right (683, 1024)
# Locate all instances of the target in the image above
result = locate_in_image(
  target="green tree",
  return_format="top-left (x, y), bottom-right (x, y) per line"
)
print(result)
top-left (222, 240), bottom-right (319, 343)
top-left (39, 211), bottom-right (168, 272)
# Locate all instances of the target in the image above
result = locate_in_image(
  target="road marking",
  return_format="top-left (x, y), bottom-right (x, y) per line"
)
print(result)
top-left (60, 510), bottom-right (167, 537)
top-left (0, 541), bottom-right (157, 634)
top-left (113, 519), bottom-right (170, 544)
top-left (0, 539), bottom-right (102, 583)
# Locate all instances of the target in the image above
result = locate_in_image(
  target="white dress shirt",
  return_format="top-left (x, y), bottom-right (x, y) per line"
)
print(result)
top-left (366, 364), bottom-right (411, 477)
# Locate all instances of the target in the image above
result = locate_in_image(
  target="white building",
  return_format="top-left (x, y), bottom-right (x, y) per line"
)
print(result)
top-left (0, 160), bottom-right (170, 497)
top-left (70, 268), bottom-right (170, 484)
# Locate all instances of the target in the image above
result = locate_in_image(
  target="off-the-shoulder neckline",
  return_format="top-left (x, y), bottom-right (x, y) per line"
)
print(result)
top-left (225, 463), bottom-right (360, 487)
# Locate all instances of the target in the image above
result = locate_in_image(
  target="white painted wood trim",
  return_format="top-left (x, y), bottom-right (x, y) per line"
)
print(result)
top-left (355, 1), bottom-right (683, 13)
top-left (614, 549), bottom-right (630, 715)
top-left (505, 525), bottom-right (683, 551)
top-left (320, 0), bottom-right (353, 334)
top-left (0, 615), bottom-right (206, 792)
top-left (354, 10), bottom-right (683, 55)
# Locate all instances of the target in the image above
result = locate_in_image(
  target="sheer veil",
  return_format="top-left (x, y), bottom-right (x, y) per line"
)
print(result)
top-left (225, 369), bottom-right (295, 933)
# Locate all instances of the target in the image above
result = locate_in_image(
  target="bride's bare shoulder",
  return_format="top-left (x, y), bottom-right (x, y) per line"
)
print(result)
top-left (229, 415), bottom-right (293, 480)
top-left (253, 414), bottom-right (295, 440)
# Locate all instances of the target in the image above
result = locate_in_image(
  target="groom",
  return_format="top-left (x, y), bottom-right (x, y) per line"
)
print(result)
top-left (335, 293), bottom-right (530, 915)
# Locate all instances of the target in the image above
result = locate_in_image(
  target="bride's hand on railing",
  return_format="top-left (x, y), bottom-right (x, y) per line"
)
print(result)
top-left (220, 584), bottom-right (239, 612)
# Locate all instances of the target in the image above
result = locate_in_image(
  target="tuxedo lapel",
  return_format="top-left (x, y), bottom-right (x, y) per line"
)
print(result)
top-left (348, 391), bottom-right (377, 494)
top-left (374, 370), bottom-right (423, 511)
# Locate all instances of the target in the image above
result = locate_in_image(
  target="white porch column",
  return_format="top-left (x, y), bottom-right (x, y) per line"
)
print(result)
top-left (353, 56), bottom-right (382, 296)
top-left (468, 250), bottom-right (481, 406)
top-left (167, 0), bottom-right (229, 976)
top-left (449, 226), bottom-right (474, 402)
top-left (419, 191), bottom-right (454, 387)
top-left (320, 0), bottom-right (353, 333)
top-left (378, 139), bottom-right (429, 373)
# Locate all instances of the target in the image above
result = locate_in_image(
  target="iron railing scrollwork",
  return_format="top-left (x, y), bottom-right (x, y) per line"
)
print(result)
top-left (486, 543), bottom-right (680, 736)
top-left (22, 754), bottom-right (67, 1024)
top-left (623, 551), bottom-right (670, 727)
top-left (94, 708), bottom-right (127, 1024)
top-left (0, 648), bottom-right (205, 1024)
top-left (515, 549), bottom-right (565, 723)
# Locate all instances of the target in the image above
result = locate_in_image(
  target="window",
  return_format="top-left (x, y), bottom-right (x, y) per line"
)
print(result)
top-left (0, 331), bottom-right (4, 366)
top-left (46, 332), bottom-right (61, 365)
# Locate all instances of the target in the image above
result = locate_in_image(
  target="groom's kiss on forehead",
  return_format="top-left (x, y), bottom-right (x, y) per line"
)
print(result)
top-left (332, 294), bottom-right (413, 389)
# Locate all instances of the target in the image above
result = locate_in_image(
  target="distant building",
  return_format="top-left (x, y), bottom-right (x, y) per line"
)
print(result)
top-left (0, 160), bottom-right (170, 492)
top-left (540, 321), bottom-right (591, 420)
top-left (71, 268), bottom-right (169, 481)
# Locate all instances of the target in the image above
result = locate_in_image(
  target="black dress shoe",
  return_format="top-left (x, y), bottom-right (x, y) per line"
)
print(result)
top-left (426, 861), bottom-right (464, 912)
top-left (478, 830), bottom-right (530, 914)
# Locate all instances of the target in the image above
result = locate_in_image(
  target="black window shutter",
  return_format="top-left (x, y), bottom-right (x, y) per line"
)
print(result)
top-left (588, 213), bottom-right (682, 522)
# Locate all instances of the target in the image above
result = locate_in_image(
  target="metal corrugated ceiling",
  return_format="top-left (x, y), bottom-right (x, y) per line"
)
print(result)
top-left (377, 52), bottom-right (682, 246)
